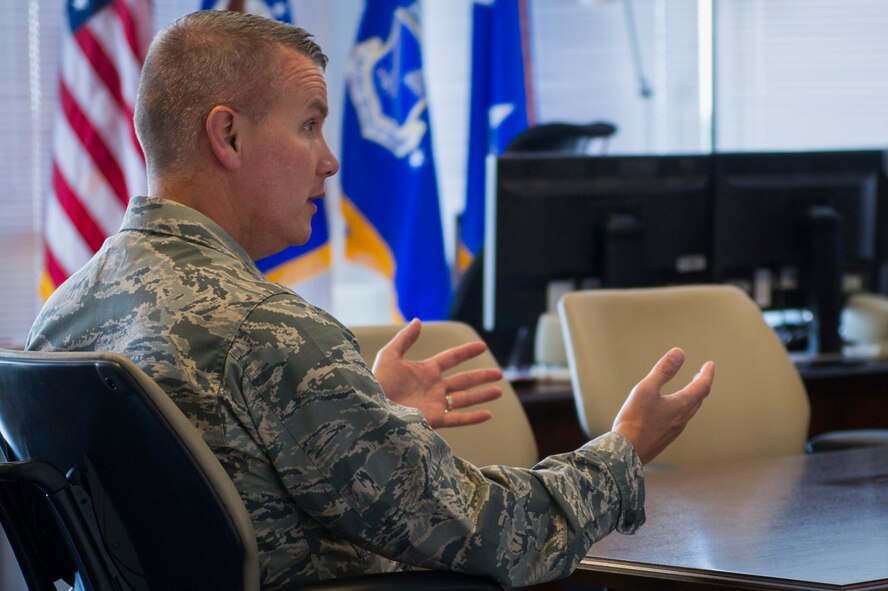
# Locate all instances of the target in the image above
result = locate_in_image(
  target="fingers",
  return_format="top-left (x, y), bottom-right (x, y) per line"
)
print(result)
top-left (441, 368), bottom-right (503, 417)
top-left (674, 360), bottom-right (715, 413)
top-left (693, 360), bottom-right (715, 393)
top-left (444, 367), bottom-right (503, 392)
top-left (438, 385), bottom-right (501, 430)
top-left (382, 324), bottom-right (490, 373)
top-left (667, 359), bottom-right (714, 396)
top-left (633, 347), bottom-right (687, 399)
top-left (448, 385), bottom-right (502, 408)
top-left (437, 409), bottom-right (494, 428)
top-left (381, 318), bottom-right (422, 358)
top-left (647, 347), bottom-right (685, 384)
top-left (431, 340), bottom-right (489, 371)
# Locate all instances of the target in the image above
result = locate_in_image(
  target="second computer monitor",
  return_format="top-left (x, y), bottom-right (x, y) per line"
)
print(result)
top-left (712, 150), bottom-right (887, 353)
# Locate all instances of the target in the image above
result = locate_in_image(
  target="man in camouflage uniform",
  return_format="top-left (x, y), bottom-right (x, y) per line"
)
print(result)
top-left (27, 10), bottom-right (713, 589)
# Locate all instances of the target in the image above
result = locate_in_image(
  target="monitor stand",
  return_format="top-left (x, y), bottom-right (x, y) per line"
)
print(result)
top-left (805, 206), bottom-right (845, 354)
top-left (604, 214), bottom-right (648, 287)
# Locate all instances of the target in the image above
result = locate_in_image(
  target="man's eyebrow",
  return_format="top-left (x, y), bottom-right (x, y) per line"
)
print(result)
top-left (308, 99), bottom-right (329, 119)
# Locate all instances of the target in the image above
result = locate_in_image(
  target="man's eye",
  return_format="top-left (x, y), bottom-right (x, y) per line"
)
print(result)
top-left (304, 121), bottom-right (316, 132)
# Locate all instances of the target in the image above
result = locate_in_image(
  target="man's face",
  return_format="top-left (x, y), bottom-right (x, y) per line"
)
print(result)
top-left (238, 48), bottom-right (339, 258)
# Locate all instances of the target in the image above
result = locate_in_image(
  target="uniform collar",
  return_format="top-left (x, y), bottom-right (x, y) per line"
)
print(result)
top-left (120, 196), bottom-right (259, 271)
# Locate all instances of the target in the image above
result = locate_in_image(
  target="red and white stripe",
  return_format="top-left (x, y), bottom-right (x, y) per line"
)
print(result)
top-left (42, 0), bottom-right (152, 298)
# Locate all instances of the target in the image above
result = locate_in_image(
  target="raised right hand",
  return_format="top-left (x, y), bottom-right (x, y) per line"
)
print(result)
top-left (611, 348), bottom-right (714, 464)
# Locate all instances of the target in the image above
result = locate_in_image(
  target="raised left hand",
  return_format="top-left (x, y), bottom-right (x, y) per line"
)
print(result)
top-left (372, 319), bottom-right (504, 429)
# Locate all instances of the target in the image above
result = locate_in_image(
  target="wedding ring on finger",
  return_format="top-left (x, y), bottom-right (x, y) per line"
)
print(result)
top-left (444, 393), bottom-right (454, 413)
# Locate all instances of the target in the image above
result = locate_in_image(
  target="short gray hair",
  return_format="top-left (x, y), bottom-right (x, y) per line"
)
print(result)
top-left (134, 10), bottom-right (328, 175)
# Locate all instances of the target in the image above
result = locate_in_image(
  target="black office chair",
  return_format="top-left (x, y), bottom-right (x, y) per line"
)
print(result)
top-left (0, 349), bottom-right (501, 591)
top-left (504, 121), bottom-right (617, 154)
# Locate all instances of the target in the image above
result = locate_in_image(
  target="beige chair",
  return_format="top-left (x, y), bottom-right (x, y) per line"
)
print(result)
top-left (558, 285), bottom-right (811, 466)
top-left (350, 321), bottom-right (539, 468)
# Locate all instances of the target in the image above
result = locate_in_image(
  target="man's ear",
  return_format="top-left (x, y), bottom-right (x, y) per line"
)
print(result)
top-left (206, 106), bottom-right (242, 170)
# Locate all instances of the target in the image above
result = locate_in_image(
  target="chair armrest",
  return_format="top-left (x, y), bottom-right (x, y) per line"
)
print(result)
top-left (0, 460), bottom-right (69, 494)
top-left (0, 460), bottom-right (77, 589)
top-left (805, 429), bottom-right (888, 453)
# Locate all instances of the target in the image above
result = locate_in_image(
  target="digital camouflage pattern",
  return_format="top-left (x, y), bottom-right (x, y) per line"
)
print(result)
top-left (28, 197), bottom-right (646, 589)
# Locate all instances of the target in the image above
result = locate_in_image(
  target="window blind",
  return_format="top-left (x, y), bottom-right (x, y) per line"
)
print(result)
top-left (531, 0), bottom-right (705, 155)
top-left (0, 1), bottom-right (59, 347)
top-left (715, 0), bottom-right (888, 151)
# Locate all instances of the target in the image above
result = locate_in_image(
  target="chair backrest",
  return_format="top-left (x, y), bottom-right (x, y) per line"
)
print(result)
top-left (558, 285), bottom-right (811, 466)
top-left (0, 349), bottom-right (259, 591)
top-left (350, 322), bottom-right (539, 468)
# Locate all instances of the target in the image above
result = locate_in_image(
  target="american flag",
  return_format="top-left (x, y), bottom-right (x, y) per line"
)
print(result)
top-left (41, 0), bottom-right (152, 300)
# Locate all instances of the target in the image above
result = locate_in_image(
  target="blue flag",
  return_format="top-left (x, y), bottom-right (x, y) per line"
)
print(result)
top-left (459, 0), bottom-right (534, 272)
top-left (341, 1), bottom-right (451, 320)
top-left (200, 0), bottom-right (332, 299)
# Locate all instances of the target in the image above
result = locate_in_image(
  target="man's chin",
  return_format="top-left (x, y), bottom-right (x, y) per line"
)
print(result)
top-left (291, 229), bottom-right (313, 248)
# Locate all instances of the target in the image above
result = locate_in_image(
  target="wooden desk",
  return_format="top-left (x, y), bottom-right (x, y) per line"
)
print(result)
top-left (568, 447), bottom-right (888, 590)
top-left (797, 358), bottom-right (888, 436)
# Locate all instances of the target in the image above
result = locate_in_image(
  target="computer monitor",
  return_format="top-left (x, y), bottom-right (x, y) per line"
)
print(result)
top-left (483, 153), bottom-right (713, 366)
top-left (712, 150), bottom-right (887, 354)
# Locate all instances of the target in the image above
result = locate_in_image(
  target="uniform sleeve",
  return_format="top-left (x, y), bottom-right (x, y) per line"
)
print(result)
top-left (228, 296), bottom-right (645, 587)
